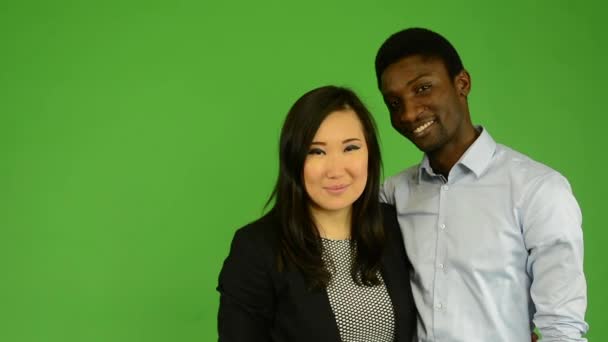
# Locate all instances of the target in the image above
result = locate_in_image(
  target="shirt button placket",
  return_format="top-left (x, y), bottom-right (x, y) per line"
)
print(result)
top-left (434, 182), bottom-right (449, 339)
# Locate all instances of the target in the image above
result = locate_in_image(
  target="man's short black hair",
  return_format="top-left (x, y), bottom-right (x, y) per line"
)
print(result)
top-left (375, 28), bottom-right (464, 88)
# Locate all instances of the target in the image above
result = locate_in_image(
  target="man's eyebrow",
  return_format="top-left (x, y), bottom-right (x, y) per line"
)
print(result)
top-left (383, 72), bottom-right (432, 95)
top-left (406, 72), bottom-right (431, 86)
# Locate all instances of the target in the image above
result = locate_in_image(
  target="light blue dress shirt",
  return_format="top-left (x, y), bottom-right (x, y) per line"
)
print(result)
top-left (381, 128), bottom-right (588, 342)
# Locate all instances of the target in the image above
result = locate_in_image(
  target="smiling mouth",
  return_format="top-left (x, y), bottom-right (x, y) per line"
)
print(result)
top-left (324, 184), bottom-right (349, 194)
top-left (412, 120), bottom-right (435, 135)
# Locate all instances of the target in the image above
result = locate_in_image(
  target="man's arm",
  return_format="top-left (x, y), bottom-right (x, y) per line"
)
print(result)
top-left (522, 172), bottom-right (588, 341)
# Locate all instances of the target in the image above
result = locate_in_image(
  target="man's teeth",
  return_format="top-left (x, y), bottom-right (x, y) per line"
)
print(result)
top-left (413, 121), bottom-right (434, 134)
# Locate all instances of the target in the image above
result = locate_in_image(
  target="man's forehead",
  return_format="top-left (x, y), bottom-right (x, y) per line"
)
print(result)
top-left (381, 56), bottom-right (448, 91)
top-left (388, 55), bottom-right (445, 75)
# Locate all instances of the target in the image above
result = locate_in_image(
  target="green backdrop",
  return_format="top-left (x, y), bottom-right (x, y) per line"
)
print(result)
top-left (1, 0), bottom-right (605, 341)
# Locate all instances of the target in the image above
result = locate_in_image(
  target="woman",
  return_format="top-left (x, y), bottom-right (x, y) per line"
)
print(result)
top-left (217, 86), bottom-right (416, 341)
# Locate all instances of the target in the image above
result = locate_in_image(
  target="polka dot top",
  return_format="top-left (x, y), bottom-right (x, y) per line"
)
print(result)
top-left (322, 238), bottom-right (396, 342)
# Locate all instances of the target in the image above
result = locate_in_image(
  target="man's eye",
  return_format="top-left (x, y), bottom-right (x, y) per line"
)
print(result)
top-left (344, 145), bottom-right (361, 152)
top-left (387, 99), bottom-right (401, 111)
top-left (416, 84), bottom-right (431, 94)
top-left (308, 148), bottom-right (325, 155)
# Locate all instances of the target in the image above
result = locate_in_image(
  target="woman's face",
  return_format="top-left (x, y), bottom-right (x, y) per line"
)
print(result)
top-left (303, 109), bottom-right (368, 217)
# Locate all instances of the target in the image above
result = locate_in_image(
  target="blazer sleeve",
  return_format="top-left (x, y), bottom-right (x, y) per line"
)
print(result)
top-left (217, 227), bottom-right (276, 342)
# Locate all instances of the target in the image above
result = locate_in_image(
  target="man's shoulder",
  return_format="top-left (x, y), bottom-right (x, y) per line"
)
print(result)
top-left (384, 163), bottom-right (420, 186)
top-left (494, 143), bottom-right (569, 187)
top-left (380, 164), bottom-right (421, 205)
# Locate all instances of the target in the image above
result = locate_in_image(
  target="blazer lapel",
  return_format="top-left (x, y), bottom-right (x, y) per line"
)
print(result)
top-left (280, 270), bottom-right (342, 341)
top-left (307, 287), bottom-right (342, 341)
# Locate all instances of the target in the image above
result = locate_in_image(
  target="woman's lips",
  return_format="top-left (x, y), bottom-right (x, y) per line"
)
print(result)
top-left (324, 184), bottom-right (349, 194)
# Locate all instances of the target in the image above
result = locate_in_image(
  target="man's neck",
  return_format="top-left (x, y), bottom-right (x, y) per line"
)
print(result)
top-left (428, 127), bottom-right (480, 179)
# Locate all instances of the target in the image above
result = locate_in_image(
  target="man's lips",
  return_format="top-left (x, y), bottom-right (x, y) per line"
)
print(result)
top-left (412, 120), bottom-right (435, 135)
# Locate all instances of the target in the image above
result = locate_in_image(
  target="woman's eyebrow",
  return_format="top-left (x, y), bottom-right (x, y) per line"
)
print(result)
top-left (310, 138), bottom-right (362, 145)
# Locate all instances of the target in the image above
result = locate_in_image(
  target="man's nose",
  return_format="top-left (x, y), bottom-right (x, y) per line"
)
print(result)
top-left (400, 100), bottom-right (422, 124)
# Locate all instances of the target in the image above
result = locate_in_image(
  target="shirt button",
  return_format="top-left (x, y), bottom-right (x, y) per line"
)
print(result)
top-left (442, 185), bottom-right (449, 191)
top-left (438, 263), bottom-right (444, 269)
top-left (439, 223), bottom-right (446, 230)
top-left (435, 303), bottom-right (443, 309)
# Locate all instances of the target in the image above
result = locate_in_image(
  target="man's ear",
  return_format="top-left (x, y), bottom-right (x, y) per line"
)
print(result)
top-left (455, 70), bottom-right (471, 97)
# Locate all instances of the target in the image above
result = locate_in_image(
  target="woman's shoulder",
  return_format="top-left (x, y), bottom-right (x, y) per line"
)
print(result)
top-left (380, 202), bottom-right (397, 217)
top-left (220, 211), bottom-right (282, 284)
top-left (379, 203), bottom-right (408, 258)
top-left (229, 211), bottom-right (281, 255)
top-left (379, 203), bottom-right (400, 235)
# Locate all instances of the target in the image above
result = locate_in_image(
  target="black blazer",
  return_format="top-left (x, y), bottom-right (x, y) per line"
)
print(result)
top-left (217, 204), bottom-right (416, 341)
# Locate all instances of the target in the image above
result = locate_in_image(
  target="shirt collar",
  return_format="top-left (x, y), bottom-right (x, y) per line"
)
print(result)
top-left (418, 126), bottom-right (496, 182)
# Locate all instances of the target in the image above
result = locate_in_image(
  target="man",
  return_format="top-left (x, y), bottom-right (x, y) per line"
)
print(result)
top-left (375, 28), bottom-right (588, 341)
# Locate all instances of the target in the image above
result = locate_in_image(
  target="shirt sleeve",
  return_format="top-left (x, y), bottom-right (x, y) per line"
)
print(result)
top-left (217, 228), bottom-right (275, 342)
top-left (380, 177), bottom-right (397, 205)
top-left (521, 172), bottom-right (589, 341)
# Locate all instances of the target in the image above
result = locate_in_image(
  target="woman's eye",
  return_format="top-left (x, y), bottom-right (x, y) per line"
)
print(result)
top-left (415, 84), bottom-right (431, 94)
top-left (345, 145), bottom-right (361, 152)
top-left (308, 148), bottom-right (325, 155)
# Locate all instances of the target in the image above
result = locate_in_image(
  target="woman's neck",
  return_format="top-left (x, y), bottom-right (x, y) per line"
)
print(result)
top-left (310, 206), bottom-right (352, 240)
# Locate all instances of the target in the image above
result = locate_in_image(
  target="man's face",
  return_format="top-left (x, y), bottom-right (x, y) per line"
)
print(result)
top-left (380, 55), bottom-right (471, 154)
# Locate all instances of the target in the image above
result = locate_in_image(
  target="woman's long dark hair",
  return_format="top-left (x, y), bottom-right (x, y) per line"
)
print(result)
top-left (266, 86), bottom-right (385, 289)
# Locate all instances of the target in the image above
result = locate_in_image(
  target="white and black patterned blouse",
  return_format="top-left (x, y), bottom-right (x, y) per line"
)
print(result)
top-left (322, 238), bottom-right (396, 342)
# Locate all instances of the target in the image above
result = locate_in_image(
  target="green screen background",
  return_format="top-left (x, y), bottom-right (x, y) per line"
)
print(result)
top-left (1, 0), bottom-right (605, 340)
